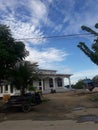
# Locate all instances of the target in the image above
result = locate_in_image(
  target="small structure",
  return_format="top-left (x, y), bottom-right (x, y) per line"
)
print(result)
top-left (0, 69), bottom-right (72, 97)
top-left (83, 78), bottom-right (95, 91)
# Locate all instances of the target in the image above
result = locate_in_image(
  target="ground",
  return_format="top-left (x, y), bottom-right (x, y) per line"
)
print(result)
top-left (0, 89), bottom-right (98, 123)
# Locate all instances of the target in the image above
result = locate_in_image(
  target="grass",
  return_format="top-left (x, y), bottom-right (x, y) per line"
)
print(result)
top-left (91, 94), bottom-right (98, 101)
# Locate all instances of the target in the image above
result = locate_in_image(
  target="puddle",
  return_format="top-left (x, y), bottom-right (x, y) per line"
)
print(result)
top-left (73, 106), bottom-right (85, 111)
top-left (77, 115), bottom-right (98, 123)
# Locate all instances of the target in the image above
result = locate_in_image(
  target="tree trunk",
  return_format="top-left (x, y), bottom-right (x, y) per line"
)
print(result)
top-left (21, 86), bottom-right (25, 96)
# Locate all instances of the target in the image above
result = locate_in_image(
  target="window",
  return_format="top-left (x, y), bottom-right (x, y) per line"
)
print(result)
top-left (5, 85), bottom-right (8, 91)
top-left (39, 79), bottom-right (42, 86)
top-left (0, 86), bottom-right (3, 93)
top-left (57, 78), bottom-right (62, 87)
top-left (10, 84), bottom-right (13, 93)
top-left (49, 78), bottom-right (53, 88)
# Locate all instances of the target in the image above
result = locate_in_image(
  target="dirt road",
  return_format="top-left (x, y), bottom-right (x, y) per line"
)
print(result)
top-left (1, 120), bottom-right (98, 130)
top-left (0, 90), bottom-right (98, 129)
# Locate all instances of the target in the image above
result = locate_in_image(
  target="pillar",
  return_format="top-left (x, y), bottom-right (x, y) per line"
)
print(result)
top-left (52, 77), bottom-right (56, 90)
top-left (68, 77), bottom-right (71, 89)
top-left (8, 85), bottom-right (11, 94)
top-left (41, 79), bottom-right (44, 91)
top-left (62, 78), bottom-right (65, 88)
top-left (3, 85), bottom-right (5, 93)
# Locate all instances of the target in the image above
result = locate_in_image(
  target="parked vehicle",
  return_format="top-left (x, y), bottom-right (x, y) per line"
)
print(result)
top-left (3, 92), bottom-right (42, 112)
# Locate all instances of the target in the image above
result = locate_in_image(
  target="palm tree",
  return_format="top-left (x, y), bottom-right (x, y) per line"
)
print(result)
top-left (77, 23), bottom-right (98, 66)
top-left (11, 61), bottom-right (39, 95)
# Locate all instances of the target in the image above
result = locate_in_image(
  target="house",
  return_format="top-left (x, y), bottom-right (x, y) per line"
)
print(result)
top-left (0, 69), bottom-right (72, 97)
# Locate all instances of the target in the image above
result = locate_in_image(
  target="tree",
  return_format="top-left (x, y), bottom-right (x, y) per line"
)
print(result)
top-left (72, 79), bottom-right (84, 89)
top-left (0, 24), bottom-right (28, 81)
top-left (92, 75), bottom-right (98, 87)
top-left (77, 23), bottom-right (98, 65)
top-left (11, 61), bottom-right (39, 95)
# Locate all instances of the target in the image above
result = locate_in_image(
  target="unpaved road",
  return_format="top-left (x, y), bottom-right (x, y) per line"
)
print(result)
top-left (0, 90), bottom-right (98, 129)
top-left (1, 90), bottom-right (98, 121)
top-left (1, 120), bottom-right (98, 130)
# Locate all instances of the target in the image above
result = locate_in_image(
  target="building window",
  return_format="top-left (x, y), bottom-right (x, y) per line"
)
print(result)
top-left (10, 84), bottom-right (13, 93)
top-left (5, 85), bottom-right (8, 91)
top-left (57, 78), bottom-right (62, 87)
top-left (49, 78), bottom-right (53, 88)
top-left (0, 86), bottom-right (3, 93)
top-left (39, 79), bottom-right (42, 86)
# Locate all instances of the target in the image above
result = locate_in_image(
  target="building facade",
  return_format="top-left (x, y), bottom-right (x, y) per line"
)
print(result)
top-left (33, 69), bottom-right (72, 93)
top-left (0, 69), bottom-right (72, 97)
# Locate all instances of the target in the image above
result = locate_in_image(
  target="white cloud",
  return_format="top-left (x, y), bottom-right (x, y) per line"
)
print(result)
top-left (0, 0), bottom-right (98, 38)
top-left (60, 68), bottom-right (72, 74)
top-left (26, 46), bottom-right (68, 68)
top-left (71, 68), bottom-right (98, 84)
top-left (1, 0), bottom-right (98, 78)
top-left (52, 0), bottom-right (98, 34)
top-left (0, 0), bottom-right (49, 44)
top-left (64, 12), bottom-right (98, 34)
top-left (47, 0), bottom-right (53, 3)
top-left (30, 1), bottom-right (47, 21)
top-left (2, 17), bottom-right (45, 44)
top-left (0, 0), bottom-right (69, 72)
top-left (0, 0), bottom-right (17, 12)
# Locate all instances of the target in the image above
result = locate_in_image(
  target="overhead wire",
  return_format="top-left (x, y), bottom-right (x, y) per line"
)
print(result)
top-left (16, 33), bottom-right (95, 41)
top-left (0, 19), bottom-right (96, 41)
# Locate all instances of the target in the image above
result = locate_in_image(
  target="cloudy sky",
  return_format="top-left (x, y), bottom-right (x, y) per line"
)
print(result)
top-left (0, 0), bottom-right (98, 84)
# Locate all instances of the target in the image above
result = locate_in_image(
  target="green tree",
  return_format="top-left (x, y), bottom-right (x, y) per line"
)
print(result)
top-left (72, 79), bottom-right (84, 89)
top-left (12, 61), bottom-right (39, 95)
top-left (92, 75), bottom-right (98, 87)
top-left (77, 23), bottom-right (98, 65)
top-left (0, 24), bottom-right (28, 81)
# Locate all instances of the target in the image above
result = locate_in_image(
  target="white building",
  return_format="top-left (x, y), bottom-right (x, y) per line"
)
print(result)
top-left (0, 69), bottom-right (72, 97)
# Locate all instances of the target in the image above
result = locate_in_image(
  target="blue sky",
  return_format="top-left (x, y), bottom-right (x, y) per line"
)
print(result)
top-left (0, 0), bottom-right (98, 84)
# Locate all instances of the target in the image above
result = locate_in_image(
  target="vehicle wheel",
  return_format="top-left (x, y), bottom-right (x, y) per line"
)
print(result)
top-left (0, 103), bottom-right (9, 112)
top-left (22, 104), bottom-right (31, 112)
top-left (34, 93), bottom-right (42, 105)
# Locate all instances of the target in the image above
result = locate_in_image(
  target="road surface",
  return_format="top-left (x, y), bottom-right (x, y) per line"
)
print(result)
top-left (0, 120), bottom-right (98, 130)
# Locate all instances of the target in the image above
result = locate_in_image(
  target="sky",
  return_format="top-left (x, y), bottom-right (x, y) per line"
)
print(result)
top-left (0, 0), bottom-right (98, 85)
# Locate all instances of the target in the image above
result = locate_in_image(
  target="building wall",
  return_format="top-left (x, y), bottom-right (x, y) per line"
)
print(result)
top-left (32, 77), bottom-right (64, 92)
top-left (0, 84), bottom-right (19, 97)
top-left (0, 75), bottom-right (69, 97)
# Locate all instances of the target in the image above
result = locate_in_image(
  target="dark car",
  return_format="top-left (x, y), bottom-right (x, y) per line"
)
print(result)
top-left (4, 92), bottom-right (42, 112)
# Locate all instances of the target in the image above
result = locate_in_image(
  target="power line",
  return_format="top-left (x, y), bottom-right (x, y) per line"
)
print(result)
top-left (16, 33), bottom-right (95, 41)
top-left (0, 20), bottom-right (96, 40)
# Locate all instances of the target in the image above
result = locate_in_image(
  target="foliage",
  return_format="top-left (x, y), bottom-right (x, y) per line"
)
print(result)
top-left (92, 75), bottom-right (98, 87)
top-left (72, 79), bottom-right (84, 89)
top-left (77, 23), bottom-right (98, 65)
top-left (0, 24), bottom-right (28, 81)
top-left (28, 85), bottom-right (36, 91)
top-left (11, 61), bottom-right (39, 95)
top-left (73, 77), bottom-right (96, 91)
top-left (91, 94), bottom-right (98, 101)
top-left (0, 24), bottom-right (41, 95)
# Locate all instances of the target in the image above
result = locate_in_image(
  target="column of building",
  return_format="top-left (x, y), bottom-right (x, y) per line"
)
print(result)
top-left (2, 85), bottom-right (5, 94)
top-left (52, 77), bottom-right (56, 90)
top-left (8, 85), bottom-right (11, 94)
top-left (68, 77), bottom-right (71, 89)
top-left (62, 78), bottom-right (65, 88)
top-left (41, 79), bottom-right (44, 91)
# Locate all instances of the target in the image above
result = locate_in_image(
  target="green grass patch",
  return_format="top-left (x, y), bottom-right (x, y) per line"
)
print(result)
top-left (91, 94), bottom-right (98, 101)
